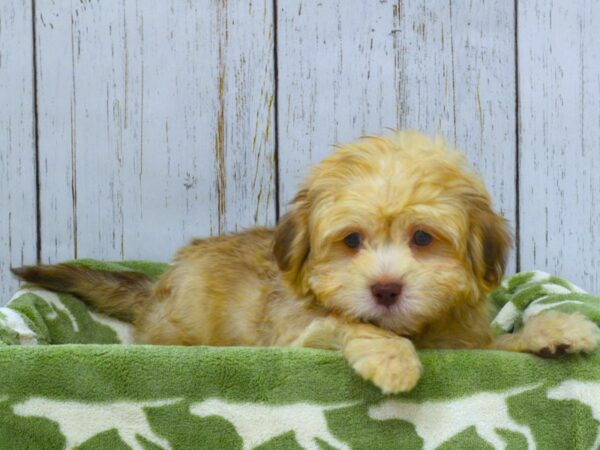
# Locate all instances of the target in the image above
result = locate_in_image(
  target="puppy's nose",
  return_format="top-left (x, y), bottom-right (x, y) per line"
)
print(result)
top-left (371, 282), bottom-right (402, 307)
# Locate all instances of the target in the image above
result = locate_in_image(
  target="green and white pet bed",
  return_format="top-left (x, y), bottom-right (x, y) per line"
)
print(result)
top-left (0, 260), bottom-right (599, 450)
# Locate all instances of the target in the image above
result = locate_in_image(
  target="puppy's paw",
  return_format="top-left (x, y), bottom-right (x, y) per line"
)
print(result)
top-left (520, 311), bottom-right (599, 358)
top-left (344, 337), bottom-right (422, 394)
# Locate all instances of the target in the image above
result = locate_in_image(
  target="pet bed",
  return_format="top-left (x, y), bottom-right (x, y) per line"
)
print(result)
top-left (0, 260), bottom-right (599, 449)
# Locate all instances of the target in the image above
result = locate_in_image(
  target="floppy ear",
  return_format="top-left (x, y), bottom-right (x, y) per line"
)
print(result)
top-left (467, 200), bottom-right (512, 292)
top-left (273, 189), bottom-right (311, 295)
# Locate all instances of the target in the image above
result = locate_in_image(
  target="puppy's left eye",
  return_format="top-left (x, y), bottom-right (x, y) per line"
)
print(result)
top-left (343, 232), bottom-right (362, 249)
top-left (412, 230), bottom-right (433, 247)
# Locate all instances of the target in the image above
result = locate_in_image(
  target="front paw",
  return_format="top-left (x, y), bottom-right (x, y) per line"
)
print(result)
top-left (521, 311), bottom-right (599, 358)
top-left (344, 337), bottom-right (422, 394)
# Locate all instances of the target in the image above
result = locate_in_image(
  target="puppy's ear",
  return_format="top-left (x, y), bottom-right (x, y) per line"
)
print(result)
top-left (273, 189), bottom-right (311, 294)
top-left (467, 199), bottom-right (512, 292)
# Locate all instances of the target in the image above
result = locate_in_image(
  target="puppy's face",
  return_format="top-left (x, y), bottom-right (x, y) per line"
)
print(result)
top-left (274, 132), bottom-right (511, 336)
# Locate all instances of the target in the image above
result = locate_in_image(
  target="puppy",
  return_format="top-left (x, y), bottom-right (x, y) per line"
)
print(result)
top-left (12, 131), bottom-right (599, 394)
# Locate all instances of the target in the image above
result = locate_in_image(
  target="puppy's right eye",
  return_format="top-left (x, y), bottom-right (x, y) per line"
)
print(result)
top-left (343, 232), bottom-right (362, 249)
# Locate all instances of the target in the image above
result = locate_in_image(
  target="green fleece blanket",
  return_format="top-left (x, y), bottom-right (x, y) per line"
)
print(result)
top-left (0, 260), bottom-right (599, 450)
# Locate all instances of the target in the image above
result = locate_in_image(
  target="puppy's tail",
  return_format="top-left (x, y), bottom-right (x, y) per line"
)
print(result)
top-left (11, 264), bottom-right (153, 322)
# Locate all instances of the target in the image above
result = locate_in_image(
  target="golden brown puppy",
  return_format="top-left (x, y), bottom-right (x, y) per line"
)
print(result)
top-left (13, 131), bottom-right (599, 394)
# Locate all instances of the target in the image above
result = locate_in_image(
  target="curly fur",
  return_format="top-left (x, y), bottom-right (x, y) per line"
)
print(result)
top-left (13, 131), bottom-right (598, 393)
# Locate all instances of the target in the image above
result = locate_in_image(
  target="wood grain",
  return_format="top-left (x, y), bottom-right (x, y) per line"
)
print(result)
top-left (518, 0), bottom-right (600, 292)
top-left (0, 1), bottom-right (37, 303)
top-left (3, 0), bottom-right (600, 302)
top-left (277, 0), bottom-right (517, 272)
top-left (35, 0), bottom-right (276, 263)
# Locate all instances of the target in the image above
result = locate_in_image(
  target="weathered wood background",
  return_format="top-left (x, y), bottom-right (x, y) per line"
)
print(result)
top-left (1, 0), bottom-right (599, 303)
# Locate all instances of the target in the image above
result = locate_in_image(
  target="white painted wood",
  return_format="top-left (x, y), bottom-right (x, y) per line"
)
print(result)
top-left (1, 0), bottom-right (598, 301)
top-left (277, 1), bottom-right (397, 205)
top-left (36, 0), bottom-right (275, 263)
top-left (0, 1), bottom-right (37, 304)
top-left (519, 0), bottom-right (600, 293)
top-left (277, 0), bottom-right (517, 273)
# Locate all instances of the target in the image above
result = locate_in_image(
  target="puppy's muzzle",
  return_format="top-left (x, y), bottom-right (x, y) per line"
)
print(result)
top-left (371, 282), bottom-right (402, 307)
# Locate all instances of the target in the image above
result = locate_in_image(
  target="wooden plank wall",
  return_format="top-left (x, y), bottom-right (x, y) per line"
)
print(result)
top-left (1, 1), bottom-right (599, 303)
top-left (35, 0), bottom-right (275, 265)
top-left (0, 1), bottom-right (37, 301)
top-left (277, 1), bottom-right (516, 274)
top-left (518, 0), bottom-right (600, 292)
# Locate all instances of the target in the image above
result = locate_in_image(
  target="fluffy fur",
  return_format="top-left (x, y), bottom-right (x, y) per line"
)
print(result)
top-left (13, 131), bottom-right (598, 394)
